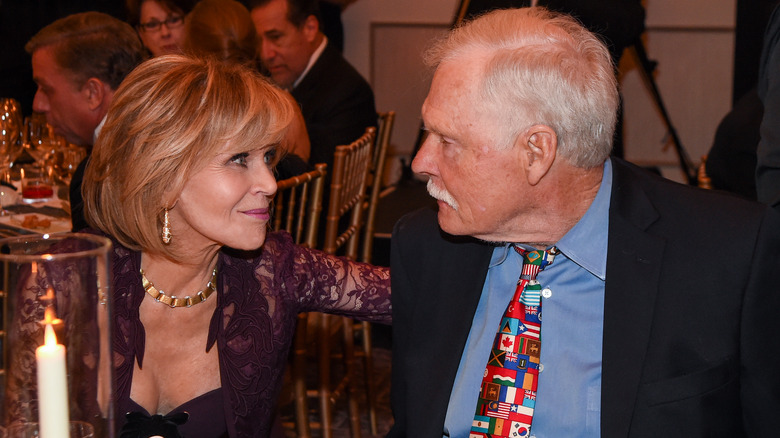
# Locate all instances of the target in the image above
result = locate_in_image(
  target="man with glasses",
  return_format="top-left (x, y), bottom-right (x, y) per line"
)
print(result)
top-left (26, 12), bottom-right (145, 231)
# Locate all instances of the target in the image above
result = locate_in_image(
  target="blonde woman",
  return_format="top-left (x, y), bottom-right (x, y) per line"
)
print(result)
top-left (83, 55), bottom-right (390, 437)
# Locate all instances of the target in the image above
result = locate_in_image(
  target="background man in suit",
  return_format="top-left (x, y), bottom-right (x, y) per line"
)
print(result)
top-left (26, 12), bottom-right (145, 231)
top-left (389, 7), bottom-right (780, 437)
top-left (249, 0), bottom-right (376, 174)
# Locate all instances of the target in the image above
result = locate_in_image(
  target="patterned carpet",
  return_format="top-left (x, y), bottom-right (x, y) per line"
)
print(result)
top-left (276, 180), bottom-right (430, 437)
top-left (279, 329), bottom-right (394, 438)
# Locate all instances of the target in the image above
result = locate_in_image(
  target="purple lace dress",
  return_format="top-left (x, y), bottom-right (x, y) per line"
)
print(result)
top-left (109, 231), bottom-right (391, 437)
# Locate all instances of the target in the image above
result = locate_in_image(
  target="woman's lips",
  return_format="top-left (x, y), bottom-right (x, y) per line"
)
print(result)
top-left (242, 208), bottom-right (270, 221)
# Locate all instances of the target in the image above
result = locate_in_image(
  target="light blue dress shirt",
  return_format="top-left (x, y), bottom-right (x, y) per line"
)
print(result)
top-left (443, 160), bottom-right (613, 437)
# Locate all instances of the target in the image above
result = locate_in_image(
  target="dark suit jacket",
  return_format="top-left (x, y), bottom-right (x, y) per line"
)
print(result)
top-left (757, 4), bottom-right (780, 207)
top-left (291, 42), bottom-right (377, 173)
top-left (389, 158), bottom-right (780, 437)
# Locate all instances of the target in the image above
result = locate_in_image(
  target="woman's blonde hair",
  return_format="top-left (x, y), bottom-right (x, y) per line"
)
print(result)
top-left (83, 54), bottom-right (295, 260)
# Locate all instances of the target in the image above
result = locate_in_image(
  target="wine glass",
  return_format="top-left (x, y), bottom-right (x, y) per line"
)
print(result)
top-left (0, 98), bottom-right (24, 170)
top-left (0, 99), bottom-right (24, 214)
top-left (24, 113), bottom-right (54, 163)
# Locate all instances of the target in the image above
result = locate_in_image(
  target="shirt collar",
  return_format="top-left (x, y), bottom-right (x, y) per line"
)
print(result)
top-left (488, 159), bottom-right (613, 280)
top-left (554, 158), bottom-right (612, 280)
top-left (292, 36), bottom-right (328, 90)
top-left (93, 115), bottom-right (107, 145)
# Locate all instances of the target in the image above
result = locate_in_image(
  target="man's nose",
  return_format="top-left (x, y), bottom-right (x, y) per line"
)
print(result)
top-left (259, 41), bottom-right (275, 62)
top-left (411, 134), bottom-right (436, 176)
top-left (31, 90), bottom-right (49, 114)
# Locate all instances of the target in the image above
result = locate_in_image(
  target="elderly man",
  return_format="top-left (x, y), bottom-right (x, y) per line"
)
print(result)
top-left (26, 12), bottom-right (145, 231)
top-left (389, 7), bottom-right (780, 438)
top-left (248, 0), bottom-right (376, 173)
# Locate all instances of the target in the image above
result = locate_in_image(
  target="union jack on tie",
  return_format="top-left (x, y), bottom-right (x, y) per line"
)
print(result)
top-left (470, 246), bottom-right (558, 438)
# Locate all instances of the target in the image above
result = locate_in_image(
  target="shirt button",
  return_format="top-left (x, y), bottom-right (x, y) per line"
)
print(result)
top-left (539, 363), bottom-right (544, 372)
top-left (542, 288), bottom-right (552, 298)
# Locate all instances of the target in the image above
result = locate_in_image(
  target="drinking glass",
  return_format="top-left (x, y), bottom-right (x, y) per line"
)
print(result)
top-left (19, 165), bottom-right (54, 203)
top-left (0, 234), bottom-right (114, 438)
top-left (0, 99), bottom-right (24, 178)
top-left (22, 114), bottom-right (57, 169)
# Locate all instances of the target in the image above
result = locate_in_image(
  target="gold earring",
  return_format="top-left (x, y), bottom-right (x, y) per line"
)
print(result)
top-left (162, 208), bottom-right (172, 244)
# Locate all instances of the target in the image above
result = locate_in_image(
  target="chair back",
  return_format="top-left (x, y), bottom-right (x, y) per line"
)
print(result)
top-left (273, 164), bottom-right (327, 248)
top-left (697, 155), bottom-right (712, 189)
top-left (323, 127), bottom-right (375, 258)
top-left (361, 111), bottom-right (395, 263)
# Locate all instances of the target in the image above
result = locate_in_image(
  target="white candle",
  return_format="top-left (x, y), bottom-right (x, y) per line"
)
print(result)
top-left (36, 323), bottom-right (70, 438)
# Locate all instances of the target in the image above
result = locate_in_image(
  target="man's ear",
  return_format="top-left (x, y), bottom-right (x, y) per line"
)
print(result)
top-left (521, 124), bottom-right (557, 186)
top-left (302, 14), bottom-right (320, 42)
top-left (81, 78), bottom-right (108, 111)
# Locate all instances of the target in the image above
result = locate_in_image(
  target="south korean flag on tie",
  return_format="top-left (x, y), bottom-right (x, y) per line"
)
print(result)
top-left (509, 420), bottom-right (530, 437)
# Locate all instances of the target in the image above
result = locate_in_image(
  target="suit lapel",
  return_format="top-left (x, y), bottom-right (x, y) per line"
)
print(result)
top-left (410, 235), bottom-right (493, 435)
top-left (290, 43), bottom-right (337, 107)
top-left (601, 159), bottom-right (665, 437)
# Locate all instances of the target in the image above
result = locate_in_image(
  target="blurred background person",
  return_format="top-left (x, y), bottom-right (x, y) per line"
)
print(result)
top-left (83, 55), bottom-right (391, 438)
top-left (183, 0), bottom-right (258, 66)
top-left (126, 0), bottom-right (197, 57)
top-left (248, 0), bottom-right (376, 179)
top-left (183, 0), bottom-right (311, 176)
top-left (0, 0), bottom-right (126, 115)
top-left (704, 87), bottom-right (761, 200)
top-left (25, 11), bottom-right (146, 231)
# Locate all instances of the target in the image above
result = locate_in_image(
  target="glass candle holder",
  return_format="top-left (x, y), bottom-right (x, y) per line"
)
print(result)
top-left (0, 233), bottom-right (113, 438)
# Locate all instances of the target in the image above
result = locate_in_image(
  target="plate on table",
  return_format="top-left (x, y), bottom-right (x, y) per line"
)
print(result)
top-left (0, 212), bottom-right (71, 234)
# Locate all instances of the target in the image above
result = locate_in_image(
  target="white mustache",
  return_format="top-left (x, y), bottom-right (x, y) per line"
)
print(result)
top-left (426, 179), bottom-right (458, 210)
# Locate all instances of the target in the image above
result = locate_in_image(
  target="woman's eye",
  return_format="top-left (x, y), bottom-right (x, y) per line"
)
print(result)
top-left (263, 148), bottom-right (277, 165)
top-left (229, 153), bottom-right (249, 166)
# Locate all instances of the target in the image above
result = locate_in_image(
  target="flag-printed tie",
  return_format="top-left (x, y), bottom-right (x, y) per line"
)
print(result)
top-left (470, 246), bottom-right (558, 438)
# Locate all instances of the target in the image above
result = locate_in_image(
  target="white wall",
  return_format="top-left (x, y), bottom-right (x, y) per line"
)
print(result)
top-left (340, 0), bottom-right (737, 184)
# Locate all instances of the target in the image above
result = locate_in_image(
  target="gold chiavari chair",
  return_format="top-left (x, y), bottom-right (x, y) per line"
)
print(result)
top-left (697, 155), bottom-right (712, 189)
top-left (356, 111), bottom-right (395, 435)
top-left (315, 127), bottom-right (375, 438)
top-left (272, 164), bottom-right (327, 438)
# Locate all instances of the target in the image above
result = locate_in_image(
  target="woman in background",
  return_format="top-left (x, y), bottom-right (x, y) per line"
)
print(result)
top-left (183, 0), bottom-right (311, 173)
top-left (127, 0), bottom-right (196, 56)
top-left (84, 55), bottom-right (390, 437)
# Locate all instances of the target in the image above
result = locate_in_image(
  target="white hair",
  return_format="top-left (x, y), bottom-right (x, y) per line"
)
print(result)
top-left (425, 7), bottom-right (618, 168)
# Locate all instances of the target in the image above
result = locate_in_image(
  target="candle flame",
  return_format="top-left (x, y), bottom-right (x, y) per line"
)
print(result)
top-left (44, 307), bottom-right (58, 324)
top-left (44, 323), bottom-right (58, 346)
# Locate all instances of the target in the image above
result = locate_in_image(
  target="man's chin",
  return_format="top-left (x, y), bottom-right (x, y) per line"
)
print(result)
top-left (436, 209), bottom-right (467, 236)
top-left (268, 70), bottom-right (293, 89)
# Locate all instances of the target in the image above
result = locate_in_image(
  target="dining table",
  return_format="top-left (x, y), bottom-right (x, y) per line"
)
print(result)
top-left (0, 182), bottom-right (72, 237)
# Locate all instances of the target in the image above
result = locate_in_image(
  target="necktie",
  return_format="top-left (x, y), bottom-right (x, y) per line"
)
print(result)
top-left (470, 246), bottom-right (558, 438)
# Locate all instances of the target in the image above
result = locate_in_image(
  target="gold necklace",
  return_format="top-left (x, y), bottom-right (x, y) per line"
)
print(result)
top-left (140, 267), bottom-right (217, 308)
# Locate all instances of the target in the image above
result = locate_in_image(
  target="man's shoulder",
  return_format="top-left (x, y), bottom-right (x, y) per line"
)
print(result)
top-left (300, 44), bottom-right (373, 95)
top-left (610, 158), bottom-right (771, 229)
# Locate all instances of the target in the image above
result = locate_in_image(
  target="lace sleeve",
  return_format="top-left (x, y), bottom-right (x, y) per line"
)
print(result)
top-left (260, 232), bottom-right (391, 323)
